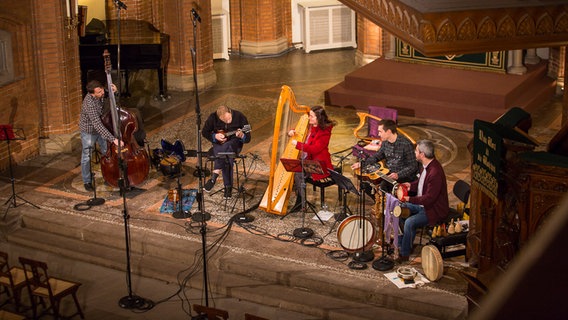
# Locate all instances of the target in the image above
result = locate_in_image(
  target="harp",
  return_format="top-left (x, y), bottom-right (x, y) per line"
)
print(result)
top-left (259, 85), bottom-right (310, 215)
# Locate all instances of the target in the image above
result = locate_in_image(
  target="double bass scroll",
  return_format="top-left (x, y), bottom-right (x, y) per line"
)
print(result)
top-left (259, 85), bottom-right (310, 215)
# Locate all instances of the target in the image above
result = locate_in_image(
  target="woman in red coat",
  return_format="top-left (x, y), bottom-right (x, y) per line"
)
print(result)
top-left (288, 105), bottom-right (336, 211)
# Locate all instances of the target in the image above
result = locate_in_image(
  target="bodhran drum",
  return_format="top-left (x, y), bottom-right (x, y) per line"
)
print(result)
top-left (392, 205), bottom-right (411, 219)
top-left (337, 215), bottom-right (376, 252)
top-left (159, 155), bottom-right (181, 177)
top-left (393, 183), bottom-right (409, 201)
top-left (421, 244), bottom-right (444, 281)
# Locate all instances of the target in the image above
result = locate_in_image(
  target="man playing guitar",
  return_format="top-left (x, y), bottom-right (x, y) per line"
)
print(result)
top-left (202, 106), bottom-right (251, 199)
top-left (351, 119), bottom-right (418, 195)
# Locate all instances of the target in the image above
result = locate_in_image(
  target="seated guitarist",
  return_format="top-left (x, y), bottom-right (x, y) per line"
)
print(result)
top-left (202, 106), bottom-right (251, 199)
top-left (351, 119), bottom-right (418, 194)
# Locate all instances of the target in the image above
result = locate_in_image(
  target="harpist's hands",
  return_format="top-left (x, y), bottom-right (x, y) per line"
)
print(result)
top-left (351, 162), bottom-right (361, 170)
top-left (291, 139), bottom-right (298, 146)
top-left (288, 129), bottom-right (295, 137)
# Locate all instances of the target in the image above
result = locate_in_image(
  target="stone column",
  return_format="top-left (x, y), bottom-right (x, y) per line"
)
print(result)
top-left (355, 16), bottom-right (382, 65)
top-left (385, 33), bottom-right (396, 60)
top-left (524, 48), bottom-right (541, 65)
top-left (507, 49), bottom-right (527, 75)
top-left (238, 0), bottom-right (289, 56)
top-left (163, 0), bottom-right (216, 91)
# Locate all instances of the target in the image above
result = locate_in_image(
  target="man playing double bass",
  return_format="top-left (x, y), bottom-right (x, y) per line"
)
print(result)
top-left (202, 106), bottom-right (251, 199)
top-left (351, 119), bottom-right (418, 194)
top-left (79, 80), bottom-right (122, 192)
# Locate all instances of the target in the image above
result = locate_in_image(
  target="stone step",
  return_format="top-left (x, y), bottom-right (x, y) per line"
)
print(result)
top-left (6, 208), bottom-right (467, 319)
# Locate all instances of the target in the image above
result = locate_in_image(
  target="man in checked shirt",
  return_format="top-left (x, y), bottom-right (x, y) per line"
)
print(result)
top-left (79, 80), bottom-right (122, 192)
top-left (352, 119), bottom-right (418, 194)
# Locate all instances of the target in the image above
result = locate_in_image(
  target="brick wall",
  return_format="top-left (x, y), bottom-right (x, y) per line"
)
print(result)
top-left (0, 2), bottom-right (41, 169)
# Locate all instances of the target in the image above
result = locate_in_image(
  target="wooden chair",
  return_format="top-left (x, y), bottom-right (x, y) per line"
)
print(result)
top-left (0, 251), bottom-right (30, 312)
top-left (18, 257), bottom-right (84, 319)
top-left (192, 304), bottom-right (229, 320)
top-left (306, 165), bottom-right (343, 208)
top-left (351, 106), bottom-right (398, 159)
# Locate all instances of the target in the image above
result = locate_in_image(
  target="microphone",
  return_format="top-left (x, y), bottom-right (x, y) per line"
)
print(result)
top-left (113, 0), bottom-right (127, 10)
top-left (191, 8), bottom-right (201, 23)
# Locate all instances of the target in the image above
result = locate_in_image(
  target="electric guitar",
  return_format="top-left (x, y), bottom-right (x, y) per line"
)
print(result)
top-left (216, 124), bottom-right (252, 144)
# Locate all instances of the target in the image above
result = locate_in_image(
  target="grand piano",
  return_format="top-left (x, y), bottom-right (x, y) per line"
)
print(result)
top-left (79, 19), bottom-right (169, 100)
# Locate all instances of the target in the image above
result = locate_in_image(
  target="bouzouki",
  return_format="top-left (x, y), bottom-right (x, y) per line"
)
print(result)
top-left (353, 162), bottom-right (397, 186)
top-left (215, 124), bottom-right (252, 144)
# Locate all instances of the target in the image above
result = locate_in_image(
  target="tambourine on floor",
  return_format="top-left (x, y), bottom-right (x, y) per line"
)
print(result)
top-left (421, 244), bottom-right (444, 281)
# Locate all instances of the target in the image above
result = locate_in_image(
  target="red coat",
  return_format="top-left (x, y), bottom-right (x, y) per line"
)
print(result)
top-left (295, 125), bottom-right (333, 180)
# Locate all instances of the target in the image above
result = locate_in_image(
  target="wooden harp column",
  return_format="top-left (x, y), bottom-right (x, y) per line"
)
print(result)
top-left (260, 85), bottom-right (310, 215)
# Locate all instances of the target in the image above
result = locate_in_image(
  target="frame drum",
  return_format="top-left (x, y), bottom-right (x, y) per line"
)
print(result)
top-left (393, 184), bottom-right (408, 201)
top-left (421, 245), bottom-right (443, 281)
top-left (392, 205), bottom-right (411, 218)
top-left (337, 215), bottom-right (376, 252)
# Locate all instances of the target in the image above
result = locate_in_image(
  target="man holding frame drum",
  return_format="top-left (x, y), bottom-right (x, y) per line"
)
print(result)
top-left (396, 139), bottom-right (449, 263)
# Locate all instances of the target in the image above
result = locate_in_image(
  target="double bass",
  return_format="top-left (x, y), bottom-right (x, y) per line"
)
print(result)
top-left (100, 49), bottom-right (150, 188)
top-left (259, 85), bottom-right (310, 215)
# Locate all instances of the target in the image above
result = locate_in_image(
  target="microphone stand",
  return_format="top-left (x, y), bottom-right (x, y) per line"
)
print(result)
top-left (108, 1), bottom-right (148, 310)
top-left (372, 186), bottom-right (394, 271)
top-left (188, 8), bottom-right (211, 307)
top-left (352, 157), bottom-right (374, 263)
top-left (293, 138), bottom-right (314, 239)
top-left (86, 146), bottom-right (105, 206)
top-left (189, 8), bottom-right (210, 223)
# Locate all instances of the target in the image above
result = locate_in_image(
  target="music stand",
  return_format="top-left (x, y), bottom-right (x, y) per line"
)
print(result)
top-left (328, 169), bottom-right (358, 221)
top-left (280, 158), bottom-right (324, 224)
top-left (1, 125), bottom-right (39, 220)
top-left (280, 158), bottom-right (325, 238)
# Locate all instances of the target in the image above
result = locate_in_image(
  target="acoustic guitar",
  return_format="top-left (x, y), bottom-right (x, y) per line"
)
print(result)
top-left (216, 124), bottom-right (252, 144)
top-left (353, 162), bottom-right (396, 185)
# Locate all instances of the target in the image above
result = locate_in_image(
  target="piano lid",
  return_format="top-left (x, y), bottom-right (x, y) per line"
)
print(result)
top-left (82, 19), bottom-right (165, 45)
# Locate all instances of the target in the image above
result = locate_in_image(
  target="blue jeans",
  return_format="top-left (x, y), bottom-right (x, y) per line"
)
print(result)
top-left (399, 202), bottom-right (428, 257)
top-left (81, 132), bottom-right (108, 184)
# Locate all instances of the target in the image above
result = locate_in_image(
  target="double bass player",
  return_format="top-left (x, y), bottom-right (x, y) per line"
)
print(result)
top-left (79, 80), bottom-right (123, 192)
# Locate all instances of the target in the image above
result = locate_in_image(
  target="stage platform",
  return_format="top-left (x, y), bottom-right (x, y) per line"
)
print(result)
top-left (325, 58), bottom-right (556, 124)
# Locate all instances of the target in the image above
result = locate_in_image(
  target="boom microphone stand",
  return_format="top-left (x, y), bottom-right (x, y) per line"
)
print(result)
top-left (189, 7), bottom-right (210, 223)
top-left (107, 0), bottom-right (148, 310)
top-left (189, 7), bottom-right (211, 307)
